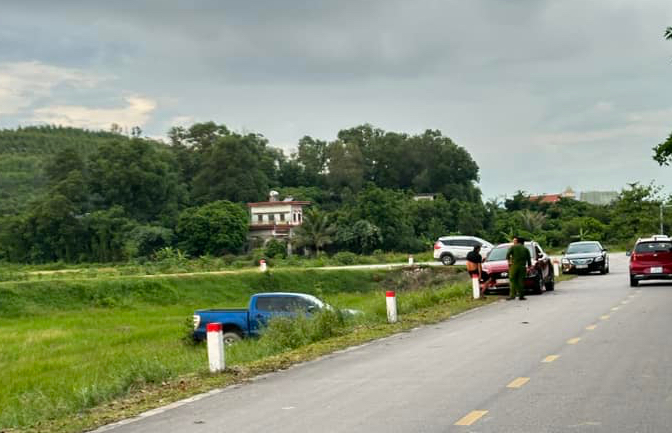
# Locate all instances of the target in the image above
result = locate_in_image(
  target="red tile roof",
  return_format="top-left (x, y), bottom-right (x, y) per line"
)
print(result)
top-left (529, 194), bottom-right (561, 203)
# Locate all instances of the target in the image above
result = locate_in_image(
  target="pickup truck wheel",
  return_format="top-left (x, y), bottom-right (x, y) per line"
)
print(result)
top-left (222, 331), bottom-right (242, 345)
top-left (441, 254), bottom-right (455, 266)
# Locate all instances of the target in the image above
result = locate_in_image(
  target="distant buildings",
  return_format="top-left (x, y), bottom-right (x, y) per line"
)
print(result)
top-left (579, 191), bottom-right (619, 206)
top-left (529, 187), bottom-right (576, 204)
top-left (247, 191), bottom-right (310, 252)
top-left (413, 193), bottom-right (437, 201)
top-left (528, 187), bottom-right (618, 206)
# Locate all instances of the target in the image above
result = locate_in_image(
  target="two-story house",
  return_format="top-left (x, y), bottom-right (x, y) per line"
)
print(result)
top-left (247, 191), bottom-right (310, 253)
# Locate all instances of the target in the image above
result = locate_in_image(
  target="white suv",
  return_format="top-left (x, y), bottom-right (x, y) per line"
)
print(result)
top-left (433, 236), bottom-right (494, 265)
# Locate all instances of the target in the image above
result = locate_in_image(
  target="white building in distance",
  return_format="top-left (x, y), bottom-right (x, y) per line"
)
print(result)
top-left (247, 191), bottom-right (310, 250)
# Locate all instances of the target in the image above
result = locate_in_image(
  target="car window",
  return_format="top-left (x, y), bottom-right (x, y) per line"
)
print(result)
top-left (634, 242), bottom-right (672, 253)
top-left (255, 296), bottom-right (293, 312)
top-left (486, 247), bottom-right (509, 261)
top-left (566, 243), bottom-right (601, 254)
top-left (440, 239), bottom-right (455, 246)
top-left (286, 297), bottom-right (314, 312)
top-left (466, 239), bottom-right (481, 247)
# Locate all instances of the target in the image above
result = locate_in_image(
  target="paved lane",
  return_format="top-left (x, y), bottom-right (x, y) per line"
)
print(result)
top-left (98, 254), bottom-right (672, 433)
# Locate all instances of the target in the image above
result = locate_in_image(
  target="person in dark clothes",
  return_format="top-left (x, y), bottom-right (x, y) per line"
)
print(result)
top-left (466, 245), bottom-right (488, 298)
top-left (506, 236), bottom-right (532, 300)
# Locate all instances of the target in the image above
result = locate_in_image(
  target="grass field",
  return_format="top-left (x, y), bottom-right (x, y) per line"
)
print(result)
top-left (0, 265), bottom-right (479, 432)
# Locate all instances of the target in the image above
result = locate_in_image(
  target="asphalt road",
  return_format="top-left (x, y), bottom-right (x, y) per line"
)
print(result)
top-left (98, 254), bottom-right (672, 433)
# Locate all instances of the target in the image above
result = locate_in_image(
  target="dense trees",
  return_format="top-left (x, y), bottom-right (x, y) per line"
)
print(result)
top-left (176, 201), bottom-right (248, 256)
top-left (0, 123), bottom-right (669, 264)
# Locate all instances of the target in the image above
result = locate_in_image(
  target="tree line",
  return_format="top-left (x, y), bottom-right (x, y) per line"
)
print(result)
top-left (0, 124), bottom-right (669, 264)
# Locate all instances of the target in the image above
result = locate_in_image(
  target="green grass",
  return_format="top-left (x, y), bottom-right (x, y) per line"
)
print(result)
top-left (0, 251), bottom-right (435, 284)
top-left (0, 266), bottom-right (476, 432)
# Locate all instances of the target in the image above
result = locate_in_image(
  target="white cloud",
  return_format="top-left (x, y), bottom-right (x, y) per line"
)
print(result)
top-left (31, 95), bottom-right (157, 130)
top-left (0, 60), bottom-right (102, 115)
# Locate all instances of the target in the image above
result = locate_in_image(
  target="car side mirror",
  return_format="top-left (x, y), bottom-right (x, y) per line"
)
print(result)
top-left (603, 248), bottom-right (608, 252)
top-left (561, 251), bottom-right (565, 255)
top-left (625, 250), bottom-right (631, 256)
top-left (307, 305), bottom-right (317, 313)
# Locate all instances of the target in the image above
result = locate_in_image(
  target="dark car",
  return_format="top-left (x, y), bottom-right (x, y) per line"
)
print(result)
top-left (561, 241), bottom-right (609, 274)
top-left (481, 241), bottom-right (555, 294)
top-left (629, 235), bottom-right (672, 287)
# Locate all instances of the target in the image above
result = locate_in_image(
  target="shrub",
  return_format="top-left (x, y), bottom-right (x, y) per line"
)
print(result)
top-left (332, 251), bottom-right (357, 265)
top-left (264, 239), bottom-right (287, 259)
top-left (258, 309), bottom-right (346, 352)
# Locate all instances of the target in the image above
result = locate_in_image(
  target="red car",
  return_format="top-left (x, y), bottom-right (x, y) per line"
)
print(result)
top-left (629, 235), bottom-right (672, 287)
top-left (482, 241), bottom-right (555, 294)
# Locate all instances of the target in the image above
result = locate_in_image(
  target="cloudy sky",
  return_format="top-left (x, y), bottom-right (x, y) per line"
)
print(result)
top-left (1, 0), bottom-right (671, 199)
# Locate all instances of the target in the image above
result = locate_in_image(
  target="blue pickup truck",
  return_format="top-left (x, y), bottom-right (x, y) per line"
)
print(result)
top-left (193, 292), bottom-right (332, 344)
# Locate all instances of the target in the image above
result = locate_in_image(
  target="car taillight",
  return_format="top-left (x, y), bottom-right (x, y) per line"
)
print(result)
top-left (630, 253), bottom-right (637, 262)
top-left (434, 243), bottom-right (442, 250)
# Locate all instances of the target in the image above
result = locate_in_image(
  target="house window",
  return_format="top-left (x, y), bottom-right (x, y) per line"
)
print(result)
top-left (298, 213), bottom-right (302, 222)
top-left (293, 212), bottom-right (297, 222)
top-left (269, 214), bottom-right (275, 221)
top-left (280, 213), bottom-right (285, 221)
top-left (257, 214), bottom-right (263, 223)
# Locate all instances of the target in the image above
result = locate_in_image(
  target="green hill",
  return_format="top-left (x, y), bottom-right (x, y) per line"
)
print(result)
top-left (0, 126), bottom-right (128, 216)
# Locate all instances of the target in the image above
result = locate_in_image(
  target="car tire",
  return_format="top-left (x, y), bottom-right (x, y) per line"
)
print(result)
top-left (441, 254), bottom-right (455, 266)
top-left (629, 276), bottom-right (638, 287)
top-left (534, 275), bottom-right (544, 294)
top-left (545, 277), bottom-right (555, 291)
top-left (600, 265), bottom-right (607, 275)
top-left (222, 331), bottom-right (243, 345)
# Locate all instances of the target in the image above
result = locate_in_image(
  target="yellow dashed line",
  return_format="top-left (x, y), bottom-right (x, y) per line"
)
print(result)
top-left (567, 337), bottom-right (581, 345)
top-left (586, 324), bottom-right (597, 330)
top-left (455, 410), bottom-right (488, 426)
top-left (611, 307), bottom-right (620, 311)
top-left (542, 355), bottom-right (560, 363)
top-left (600, 315), bottom-right (610, 320)
top-left (507, 377), bottom-right (530, 388)
top-left (621, 300), bottom-right (629, 305)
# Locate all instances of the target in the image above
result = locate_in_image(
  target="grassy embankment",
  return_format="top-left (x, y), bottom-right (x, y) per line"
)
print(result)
top-left (0, 251), bottom-right (435, 283)
top-left (0, 265), bottom-right (491, 432)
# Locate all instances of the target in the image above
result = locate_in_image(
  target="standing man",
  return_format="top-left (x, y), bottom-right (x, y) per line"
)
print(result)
top-left (506, 236), bottom-right (532, 300)
top-left (466, 244), bottom-right (487, 298)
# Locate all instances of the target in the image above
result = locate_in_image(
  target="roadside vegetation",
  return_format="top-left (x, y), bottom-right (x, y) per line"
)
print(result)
top-left (0, 266), bottom-right (490, 432)
top-left (1, 126), bottom-right (669, 270)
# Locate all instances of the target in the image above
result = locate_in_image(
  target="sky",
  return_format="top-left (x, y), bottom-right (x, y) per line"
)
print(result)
top-left (1, 0), bottom-right (671, 200)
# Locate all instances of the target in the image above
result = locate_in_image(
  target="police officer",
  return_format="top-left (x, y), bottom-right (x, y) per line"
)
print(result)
top-left (506, 236), bottom-right (531, 300)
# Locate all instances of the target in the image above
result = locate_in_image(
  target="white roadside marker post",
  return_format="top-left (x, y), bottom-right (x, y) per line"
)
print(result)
top-left (553, 260), bottom-right (560, 277)
top-left (206, 323), bottom-right (225, 373)
top-left (472, 275), bottom-right (480, 299)
top-left (408, 255), bottom-right (414, 266)
top-left (386, 291), bottom-right (398, 323)
top-left (259, 259), bottom-right (267, 272)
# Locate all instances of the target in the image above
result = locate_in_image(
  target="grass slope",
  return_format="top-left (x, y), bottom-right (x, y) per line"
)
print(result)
top-left (0, 266), bottom-right (476, 431)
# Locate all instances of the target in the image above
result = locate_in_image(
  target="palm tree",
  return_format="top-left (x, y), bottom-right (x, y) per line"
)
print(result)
top-left (518, 210), bottom-right (546, 233)
top-left (500, 226), bottom-right (515, 242)
top-left (292, 209), bottom-right (336, 255)
top-left (571, 226), bottom-right (594, 241)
